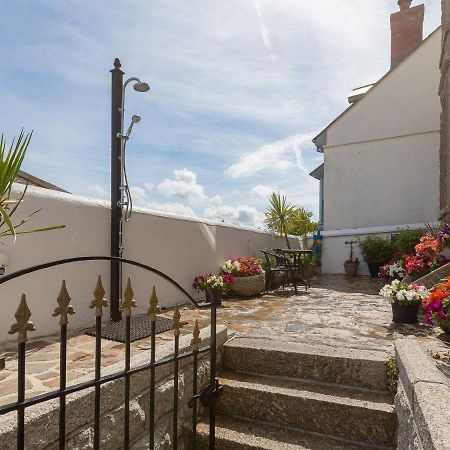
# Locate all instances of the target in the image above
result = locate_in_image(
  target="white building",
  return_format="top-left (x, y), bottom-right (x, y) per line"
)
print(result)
top-left (310, 1), bottom-right (441, 274)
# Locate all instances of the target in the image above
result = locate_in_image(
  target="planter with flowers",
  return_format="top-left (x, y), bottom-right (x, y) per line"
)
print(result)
top-left (422, 276), bottom-right (450, 334)
top-left (222, 257), bottom-right (265, 297)
top-left (379, 259), bottom-right (405, 280)
top-left (192, 273), bottom-right (234, 305)
top-left (380, 280), bottom-right (429, 324)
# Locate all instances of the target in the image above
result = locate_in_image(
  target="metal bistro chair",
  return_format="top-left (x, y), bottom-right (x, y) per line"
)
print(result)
top-left (261, 250), bottom-right (298, 295)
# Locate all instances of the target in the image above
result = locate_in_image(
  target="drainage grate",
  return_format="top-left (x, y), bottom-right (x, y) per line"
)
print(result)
top-left (85, 315), bottom-right (173, 343)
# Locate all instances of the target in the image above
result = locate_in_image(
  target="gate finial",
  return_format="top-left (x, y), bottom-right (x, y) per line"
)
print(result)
top-left (147, 285), bottom-right (160, 321)
top-left (173, 304), bottom-right (182, 336)
top-left (120, 278), bottom-right (137, 317)
top-left (190, 319), bottom-right (201, 351)
top-left (90, 276), bottom-right (108, 317)
top-left (8, 294), bottom-right (36, 343)
top-left (52, 280), bottom-right (75, 325)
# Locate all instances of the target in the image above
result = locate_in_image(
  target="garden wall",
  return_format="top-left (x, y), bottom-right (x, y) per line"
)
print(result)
top-left (395, 337), bottom-right (450, 450)
top-left (0, 186), bottom-right (296, 343)
top-left (0, 325), bottom-right (227, 449)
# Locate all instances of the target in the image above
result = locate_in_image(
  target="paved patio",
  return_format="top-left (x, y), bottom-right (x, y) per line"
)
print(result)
top-left (1, 275), bottom-right (449, 406)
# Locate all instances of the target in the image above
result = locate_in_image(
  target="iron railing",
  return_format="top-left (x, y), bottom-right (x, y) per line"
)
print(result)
top-left (0, 256), bottom-right (220, 449)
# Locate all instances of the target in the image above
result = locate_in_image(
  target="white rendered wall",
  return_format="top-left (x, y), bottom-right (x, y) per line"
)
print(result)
top-left (322, 28), bottom-right (441, 232)
top-left (324, 131), bottom-right (440, 230)
top-left (0, 186), bottom-right (297, 343)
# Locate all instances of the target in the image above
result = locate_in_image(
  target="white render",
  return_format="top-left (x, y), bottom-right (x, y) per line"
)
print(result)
top-left (316, 28), bottom-right (441, 273)
top-left (0, 185), bottom-right (296, 343)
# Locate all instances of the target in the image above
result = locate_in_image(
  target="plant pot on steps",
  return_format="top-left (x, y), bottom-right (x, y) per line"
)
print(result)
top-left (367, 262), bottom-right (381, 278)
top-left (205, 288), bottom-right (223, 306)
top-left (391, 302), bottom-right (420, 324)
top-left (343, 261), bottom-right (359, 277)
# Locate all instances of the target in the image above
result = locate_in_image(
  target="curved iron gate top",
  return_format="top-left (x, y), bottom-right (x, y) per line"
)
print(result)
top-left (0, 256), bottom-right (220, 449)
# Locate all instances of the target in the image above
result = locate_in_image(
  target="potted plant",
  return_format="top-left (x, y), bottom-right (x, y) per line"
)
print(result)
top-left (380, 280), bottom-right (429, 324)
top-left (192, 273), bottom-right (234, 305)
top-left (358, 236), bottom-right (394, 277)
top-left (379, 259), bottom-right (405, 280)
top-left (422, 276), bottom-right (450, 334)
top-left (343, 240), bottom-right (359, 277)
top-left (300, 252), bottom-right (316, 279)
top-left (222, 257), bottom-right (265, 297)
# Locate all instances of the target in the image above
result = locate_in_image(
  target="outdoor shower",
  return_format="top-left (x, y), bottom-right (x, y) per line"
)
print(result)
top-left (110, 58), bottom-right (150, 321)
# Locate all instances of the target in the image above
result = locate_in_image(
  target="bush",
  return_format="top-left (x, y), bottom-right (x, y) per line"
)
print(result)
top-left (393, 228), bottom-right (424, 254)
top-left (358, 236), bottom-right (395, 264)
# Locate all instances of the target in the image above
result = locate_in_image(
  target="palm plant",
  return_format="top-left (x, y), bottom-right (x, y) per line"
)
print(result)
top-left (265, 192), bottom-right (296, 249)
top-left (285, 207), bottom-right (318, 248)
top-left (0, 131), bottom-right (64, 241)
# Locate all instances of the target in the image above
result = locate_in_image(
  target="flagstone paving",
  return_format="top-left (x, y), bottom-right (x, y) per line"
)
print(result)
top-left (1, 275), bottom-right (449, 406)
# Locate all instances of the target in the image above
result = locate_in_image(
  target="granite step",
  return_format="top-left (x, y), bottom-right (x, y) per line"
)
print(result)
top-left (196, 415), bottom-right (394, 450)
top-left (223, 337), bottom-right (390, 391)
top-left (216, 370), bottom-right (396, 447)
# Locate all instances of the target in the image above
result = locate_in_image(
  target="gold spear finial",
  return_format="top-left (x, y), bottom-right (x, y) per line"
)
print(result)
top-left (120, 278), bottom-right (137, 317)
top-left (173, 304), bottom-right (182, 336)
top-left (8, 294), bottom-right (36, 343)
top-left (52, 280), bottom-right (75, 326)
top-left (190, 319), bottom-right (201, 351)
top-left (89, 276), bottom-right (108, 317)
top-left (147, 285), bottom-right (160, 321)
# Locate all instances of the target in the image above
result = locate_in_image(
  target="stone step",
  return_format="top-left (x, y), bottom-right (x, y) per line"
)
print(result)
top-left (216, 371), bottom-right (396, 447)
top-left (223, 337), bottom-right (390, 391)
top-left (196, 415), bottom-right (393, 450)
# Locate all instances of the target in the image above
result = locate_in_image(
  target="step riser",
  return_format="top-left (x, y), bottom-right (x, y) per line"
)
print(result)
top-left (217, 385), bottom-right (396, 447)
top-left (224, 345), bottom-right (389, 391)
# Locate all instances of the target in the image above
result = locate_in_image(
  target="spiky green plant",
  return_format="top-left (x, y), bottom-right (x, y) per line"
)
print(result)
top-left (0, 131), bottom-right (64, 241)
top-left (265, 192), bottom-right (296, 249)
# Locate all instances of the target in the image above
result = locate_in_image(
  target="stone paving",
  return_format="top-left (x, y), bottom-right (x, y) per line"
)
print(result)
top-left (1, 275), bottom-right (449, 406)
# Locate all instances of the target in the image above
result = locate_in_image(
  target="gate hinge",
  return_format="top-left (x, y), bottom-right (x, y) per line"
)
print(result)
top-left (188, 378), bottom-right (223, 408)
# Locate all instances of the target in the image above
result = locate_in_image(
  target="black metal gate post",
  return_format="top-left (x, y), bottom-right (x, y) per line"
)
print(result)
top-left (110, 58), bottom-right (124, 322)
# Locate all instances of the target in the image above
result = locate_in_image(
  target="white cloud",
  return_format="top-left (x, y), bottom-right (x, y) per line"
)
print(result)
top-left (144, 182), bottom-right (154, 191)
top-left (203, 204), bottom-right (264, 228)
top-left (80, 184), bottom-right (109, 200)
top-left (251, 185), bottom-right (278, 198)
top-left (252, 0), bottom-right (275, 61)
top-left (147, 201), bottom-right (197, 218)
top-left (157, 168), bottom-right (207, 204)
top-left (226, 133), bottom-right (314, 179)
top-left (129, 186), bottom-right (148, 206)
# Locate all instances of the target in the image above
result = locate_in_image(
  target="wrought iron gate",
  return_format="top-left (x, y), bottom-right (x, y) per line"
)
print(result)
top-left (0, 256), bottom-right (220, 449)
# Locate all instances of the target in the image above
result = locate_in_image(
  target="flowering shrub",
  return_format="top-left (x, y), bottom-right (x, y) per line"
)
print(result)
top-left (403, 252), bottom-right (446, 277)
top-left (422, 276), bottom-right (450, 332)
top-left (192, 273), bottom-right (234, 291)
top-left (222, 257), bottom-right (263, 277)
top-left (379, 260), bottom-right (405, 280)
top-left (380, 280), bottom-right (429, 305)
top-left (415, 235), bottom-right (442, 254)
top-left (438, 224), bottom-right (450, 249)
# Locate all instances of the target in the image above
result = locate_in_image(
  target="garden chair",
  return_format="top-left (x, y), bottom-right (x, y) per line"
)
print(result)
top-left (261, 250), bottom-right (298, 295)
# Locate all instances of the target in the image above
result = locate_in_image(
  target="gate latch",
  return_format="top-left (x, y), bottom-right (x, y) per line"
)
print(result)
top-left (188, 378), bottom-right (223, 408)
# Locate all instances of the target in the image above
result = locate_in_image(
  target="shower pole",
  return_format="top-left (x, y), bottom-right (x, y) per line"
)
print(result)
top-left (110, 57), bottom-right (123, 322)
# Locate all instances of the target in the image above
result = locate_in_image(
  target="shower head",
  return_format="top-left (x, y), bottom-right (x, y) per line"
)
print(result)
top-left (133, 82), bottom-right (150, 93)
top-left (125, 115), bottom-right (142, 138)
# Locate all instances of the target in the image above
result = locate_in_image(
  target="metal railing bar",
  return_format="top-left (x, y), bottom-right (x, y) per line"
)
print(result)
top-left (93, 316), bottom-right (102, 450)
top-left (58, 323), bottom-right (67, 450)
top-left (17, 342), bottom-right (25, 450)
top-left (0, 346), bottom-right (211, 415)
top-left (0, 256), bottom-right (200, 308)
top-left (173, 334), bottom-right (179, 449)
top-left (149, 320), bottom-right (156, 449)
top-left (124, 315), bottom-right (131, 450)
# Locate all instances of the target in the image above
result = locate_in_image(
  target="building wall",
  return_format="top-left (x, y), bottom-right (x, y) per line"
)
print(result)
top-left (0, 186), bottom-right (296, 343)
top-left (324, 131), bottom-right (440, 230)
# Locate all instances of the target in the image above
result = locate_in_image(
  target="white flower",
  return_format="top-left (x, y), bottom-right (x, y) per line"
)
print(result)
top-left (221, 260), bottom-right (240, 274)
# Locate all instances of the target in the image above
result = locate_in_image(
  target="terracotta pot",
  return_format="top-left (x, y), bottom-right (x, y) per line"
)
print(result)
top-left (230, 272), bottom-right (265, 297)
top-left (391, 302), bottom-right (419, 324)
top-left (343, 261), bottom-right (359, 277)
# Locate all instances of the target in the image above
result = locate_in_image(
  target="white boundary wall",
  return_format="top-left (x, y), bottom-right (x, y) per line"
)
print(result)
top-left (320, 223), bottom-right (438, 275)
top-left (0, 186), bottom-right (297, 343)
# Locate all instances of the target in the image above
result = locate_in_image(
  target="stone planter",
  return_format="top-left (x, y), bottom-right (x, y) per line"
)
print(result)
top-left (391, 302), bottom-right (420, 324)
top-left (343, 260), bottom-right (359, 277)
top-left (230, 272), bottom-right (265, 297)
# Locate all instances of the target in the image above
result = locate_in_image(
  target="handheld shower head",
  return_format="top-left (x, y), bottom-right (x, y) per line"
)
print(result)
top-left (125, 115), bottom-right (141, 138)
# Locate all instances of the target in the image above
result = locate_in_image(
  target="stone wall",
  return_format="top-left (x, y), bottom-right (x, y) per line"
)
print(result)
top-left (395, 337), bottom-right (450, 450)
top-left (0, 325), bottom-right (228, 449)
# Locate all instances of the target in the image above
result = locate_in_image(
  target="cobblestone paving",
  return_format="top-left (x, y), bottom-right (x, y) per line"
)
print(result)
top-left (1, 275), bottom-right (449, 405)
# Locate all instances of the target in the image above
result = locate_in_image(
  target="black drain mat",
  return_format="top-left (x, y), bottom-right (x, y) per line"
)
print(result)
top-left (85, 315), bottom-right (173, 343)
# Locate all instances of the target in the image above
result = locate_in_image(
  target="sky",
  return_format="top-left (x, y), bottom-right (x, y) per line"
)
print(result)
top-left (1, 0), bottom-right (442, 228)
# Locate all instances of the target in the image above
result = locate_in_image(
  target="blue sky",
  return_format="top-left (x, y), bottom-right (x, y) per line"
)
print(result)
top-left (1, 0), bottom-right (441, 228)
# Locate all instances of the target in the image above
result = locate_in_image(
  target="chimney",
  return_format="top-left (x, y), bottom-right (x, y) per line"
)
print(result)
top-left (390, 0), bottom-right (424, 68)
